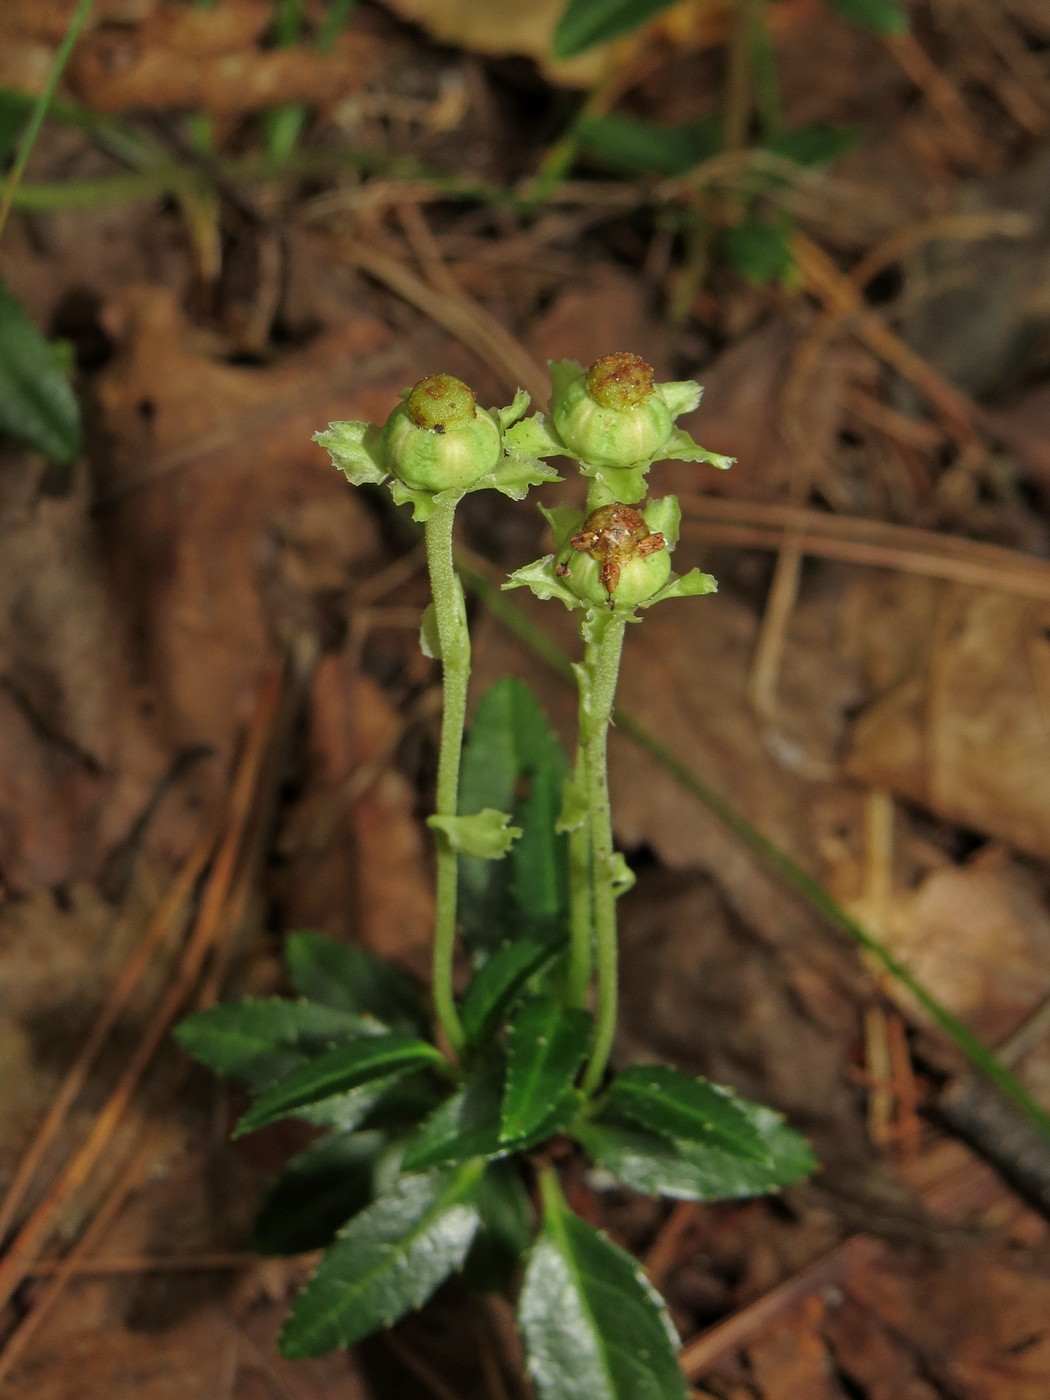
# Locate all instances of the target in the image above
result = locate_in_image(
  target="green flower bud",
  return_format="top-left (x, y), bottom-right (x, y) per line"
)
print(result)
top-left (380, 373), bottom-right (503, 492)
top-left (556, 502), bottom-right (671, 607)
top-left (551, 353), bottom-right (675, 470)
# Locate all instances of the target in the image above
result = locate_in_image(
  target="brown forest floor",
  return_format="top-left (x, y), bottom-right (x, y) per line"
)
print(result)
top-left (3, 0), bottom-right (1050, 1396)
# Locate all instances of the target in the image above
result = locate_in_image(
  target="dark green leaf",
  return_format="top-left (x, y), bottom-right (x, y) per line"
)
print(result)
top-left (405, 1056), bottom-right (582, 1173)
top-left (764, 125), bottom-right (857, 167)
top-left (459, 679), bottom-right (570, 959)
top-left (280, 1162), bottom-right (484, 1358)
top-left (576, 1104), bottom-right (816, 1202)
top-left (461, 937), bottom-right (563, 1049)
top-left (552, 0), bottom-right (682, 57)
top-left (285, 931), bottom-right (429, 1036)
top-left (519, 1170), bottom-right (687, 1400)
top-left (602, 1065), bottom-right (770, 1162)
top-left (463, 1159), bottom-right (536, 1294)
top-left (0, 93), bottom-right (27, 165)
top-left (0, 284), bottom-right (82, 464)
top-left (823, 0), bottom-right (908, 35)
top-left (719, 217), bottom-right (796, 286)
top-left (175, 998), bottom-right (384, 1089)
top-left (578, 114), bottom-right (721, 178)
top-left (402, 1059), bottom-right (505, 1172)
top-left (501, 996), bottom-right (590, 1144)
top-left (234, 1036), bottom-right (446, 1137)
top-left (253, 1131), bottom-right (385, 1255)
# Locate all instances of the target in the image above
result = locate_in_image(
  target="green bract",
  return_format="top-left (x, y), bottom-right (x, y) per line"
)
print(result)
top-left (314, 376), bottom-right (559, 522)
top-left (505, 495), bottom-right (717, 614)
top-left (505, 354), bottom-right (733, 505)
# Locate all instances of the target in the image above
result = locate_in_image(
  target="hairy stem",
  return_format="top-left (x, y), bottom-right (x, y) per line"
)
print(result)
top-left (578, 614), bottom-right (627, 1095)
top-left (425, 494), bottom-right (469, 1056)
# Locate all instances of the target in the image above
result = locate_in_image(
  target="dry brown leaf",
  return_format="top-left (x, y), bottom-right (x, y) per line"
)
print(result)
top-left (747, 1296), bottom-right (844, 1400)
top-left (843, 576), bottom-right (1050, 862)
top-left (847, 1247), bottom-right (1050, 1400)
top-left (870, 860), bottom-right (1050, 1051)
top-left (379, 0), bottom-right (604, 83)
top-left (71, 13), bottom-right (378, 115)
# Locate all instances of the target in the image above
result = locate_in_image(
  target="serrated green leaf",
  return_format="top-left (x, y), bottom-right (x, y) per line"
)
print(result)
top-left (284, 931), bottom-right (429, 1037)
top-left (428, 808), bottom-right (523, 859)
top-left (313, 420), bottom-right (388, 486)
top-left (519, 1169), bottom-right (687, 1400)
top-left (405, 1056), bottom-right (581, 1172)
top-left (461, 937), bottom-right (564, 1049)
top-left (602, 1066), bottom-right (770, 1162)
top-left (234, 1036), bottom-right (446, 1137)
top-left (504, 555), bottom-right (583, 611)
top-left (463, 1159), bottom-right (535, 1294)
top-left (765, 124), bottom-right (857, 167)
top-left (823, 0), bottom-right (908, 35)
top-left (576, 1102), bottom-right (816, 1202)
top-left (642, 569), bottom-right (719, 608)
top-left (501, 996), bottom-right (591, 1144)
top-left (552, 0), bottom-right (682, 58)
top-left (459, 680), bottom-right (571, 959)
top-left (253, 1130), bottom-right (385, 1255)
top-left (483, 452), bottom-right (562, 500)
top-left (504, 413), bottom-right (565, 459)
top-left (175, 998), bottom-right (384, 1089)
top-left (403, 1058), bottom-right (505, 1172)
top-left (659, 427), bottom-right (734, 470)
top-left (279, 1162), bottom-right (484, 1358)
top-left (578, 113), bottom-right (721, 178)
top-left (0, 284), bottom-right (82, 464)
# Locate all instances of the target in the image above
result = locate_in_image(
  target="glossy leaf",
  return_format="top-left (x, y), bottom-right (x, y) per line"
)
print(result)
top-left (576, 1105), bottom-right (816, 1202)
top-left (553, 0), bottom-right (682, 57)
top-left (459, 679), bottom-right (570, 958)
top-left (279, 1162), bottom-right (484, 1358)
top-left (519, 1170), bottom-right (687, 1400)
top-left (460, 936), bottom-right (563, 1049)
top-left (463, 1159), bottom-right (536, 1293)
top-left (175, 998), bottom-right (383, 1089)
top-left (402, 1059), bottom-right (505, 1172)
top-left (501, 996), bottom-right (591, 1144)
top-left (602, 1065), bottom-right (770, 1162)
top-left (285, 931), bottom-right (429, 1036)
top-left (234, 1036), bottom-right (445, 1137)
top-left (405, 1056), bottom-right (581, 1172)
top-left (823, 0), bottom-right (908, 35)
top-left (253, 1130), bottom-right (385, 1255)
top-left (0, 283), bottom-right (81, 464)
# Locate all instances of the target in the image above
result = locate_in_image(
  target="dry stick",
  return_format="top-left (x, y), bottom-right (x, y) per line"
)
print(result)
top-left (644, 1201), bottom-right (701, 1292)
top-left (677, 507), bottom-right (1050, 602)
top-left (887, 32), bottom-right (991, 166)
top-left (846, 210), bottom-right (1032, 294)
top-left (342, 241), bottom-right (551, 406)
top-left (25, 1252), bottom-right (261, 1277)
top-left (0, 831), bottom-right (214, 1245)
top-left (0, 671), bottom-right (284, 1319)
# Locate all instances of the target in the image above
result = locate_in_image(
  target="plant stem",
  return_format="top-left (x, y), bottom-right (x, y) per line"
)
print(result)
top-left (0, 0), bottom-right (96, 241)
top-left (578, 613), bottom-right (627, 1096)
top-left (425, 493), bottom-right (469, 1057)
